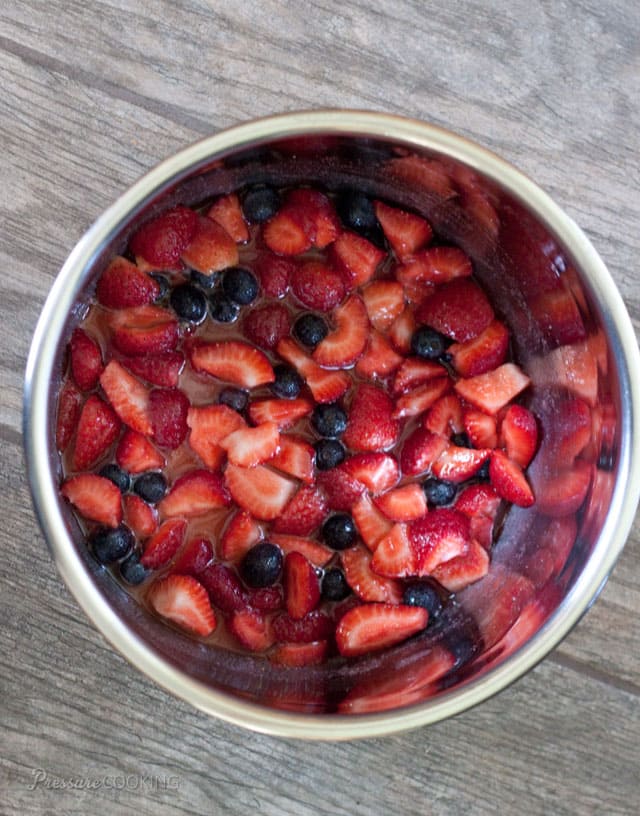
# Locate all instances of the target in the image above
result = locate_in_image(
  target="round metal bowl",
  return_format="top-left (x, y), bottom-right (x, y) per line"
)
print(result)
top-left (24, 110), bottom-right (640, 739)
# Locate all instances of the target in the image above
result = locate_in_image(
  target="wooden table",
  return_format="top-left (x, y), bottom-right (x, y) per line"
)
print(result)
top-left (2, 2), bottom-right (639, 813)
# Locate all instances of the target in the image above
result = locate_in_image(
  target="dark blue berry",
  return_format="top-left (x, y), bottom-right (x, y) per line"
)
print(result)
top-left (452, 432), bottom-right (472, 449)
top-left (314, 438), bottom-right (346, 470)
top-left (119, 550), bottom-right (150, 585)
top-left (222, 267), bottom-right (259, 305)
top-left (209, 290), bottom-right (240, 322)
top-left (321, 568), bottom-right (352, 601)
top-left (270, 364), bottom-right (303, 399)
top-left (218, 387), bottom-right (248, 413)
top-left (150, 274), bottom-right (170, 301)
top-left (312, 403), bottom-right (347, 438)
top-left (411, 326), bottom-right (449, 360)
top-left (336, 190), bottom-right (378, 234)
top-left (170, 283), bottom-right (207, 323)
top-left (134, 472), bottom-right (167, 504)
top-left (98, 464), bottom-right (131, 493)
top-left (293, 313), bottom-right (328, 348)
top-left (191, 269), bottom-right (220, 290)
top-left (241, 185), bottom-right (281, 223)
top-left (402, 581), bottom-right (443, 619)
top-left (423, 478), bottom-right (457, 506)
top-left (322, 513), bottom-right (357, 550)
top-left (91, 524), bottom-right (134, 564)
top-left (241, 542), bottom-right (283, 588)
top-left (476, 459), bottom-right (491, 482)
top-left (446, 632), bottom-right (478, 668)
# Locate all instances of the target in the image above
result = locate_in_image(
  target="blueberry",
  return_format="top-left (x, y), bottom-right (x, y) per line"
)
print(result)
top-left (402, 581), bottom-right (443, 619)
top-left (150, 274), bottom-right (170, 301)
top-left (293, 313), bottom-right (328, 348)
top-left (336, 190), bottom-right (378, 234)
top-left (134, 472), bottom-right (167, 504)
top-left (314, 438), bottom-right (346, 470)
top-left (312, 403), bottom-right (347, 438)
top-left (99, 464), bottom-right (131, 493)
top-left (270, 364), bottom-right (303, 399)
top-left (119, 550), bottom-right (150, 585)
top-left (322, 513), bottom-right (357, 550)
top-left (241, 542), bottom-right (283, 588)
top-left (90, 524), bottom-right (134, 565)
top-left (452, 432), bottom-right (472, 449)
top-left (423, 478), bottom-right (457, 506)
top-left (222, 267), bottom-right (259, 305)
top-left (411, 326), bottom-right (449, 360)
top-left (191, 269), bottom-right (220, 290)
top-left (241, 185), bottom-right (281, 223)
top-left (321, 567), bottom-right (352, 601)
top-left (169, 283), bottom-right (207, 323)
top-left (446, 632), bottom-right (478, 668)
top-left (209, 290), bottom-right (240, 323)
top-left (218, 387), bottom-right (249, 413)
top-left (476, 459), bottom-right (491, 482)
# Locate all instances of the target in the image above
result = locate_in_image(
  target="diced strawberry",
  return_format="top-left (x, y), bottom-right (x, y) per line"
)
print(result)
top-left (374, 484), bottom-right (427, 522)
top-left (170, 536), bottom-right (213, 575)
top-left (489, 451), bottom-right (535, 507)
top-left (455, 363), bottom-right (531, 415)
top-left (317, 467), bottom-right (367, 512)
top-left (220, 421), bottom-right (280, 467)
top-left (351, 494), bottom-right (393, 551)
top-left (123, 494), bottom-right (157, 539)
top-left (291, 260), bottom-right (346, 311)
top-left (147, 574), bottom-right (216, 637)
top-left (448, 320), bottom-right (510, 379)
top-left (56, 379), bottom-right (83, 453)
top-left (335, 603), bottom-right (428, 657)
top-left (263, 208), bottom-right (312, 255)
top-left (272, 485), bottom-right (328, 535)
top-left (423, 393), bottom-right (464, 437)
top-left (253, 252), bottom-right (295, 298)
top-left (247, 398), bottom-right (313, 429)
top-left (463, 410), bottom-right (498, 449)
top-left (148, 388), bottom-right (190, 449)
top-left (61, 474), bottom-right (122, 528)
top-left (270, 640), bottom-right (328, 666)
top-left (416, 278), bottom-right (494, 343)
top-left (354, 331), bottom-right (403, 380)
top-left (120, 351), bottom-right (184, 388)
top-left (392, 357), bottom-right (447, 395)
top-left (206, 193), bottom-right (249, 243)
top-left (371, 523), bottom-right (416, 577)
top-left (455, 483), bottom-right (501, 550)
top-left (534, 461), bottom-right (592, 517)
top-left (225, 463), bottom-right (296, 520)
top-left (220, 510), bottom-right (263, 561)
top-left (115, 429), bottom-right (164, 473)
top-left (109, 305), bottom-right (179, 357)
top-left (276, 338), bottom-right (350, 403)
top-left (528, 342), bottom-right (598, 407)
top-left (408, 509), bottom-right (470, 574)
top-left (312, 294), bottom-right (369, 368)
top-left (189, 340), bottom-right (275, 388)
top-left (530, 286), bottom-right (587, 347)
top-left (431, 443), bottom-right (491, 483)
top-left (362, 280), bottom-right (406, 331)
top-left (180, 215), bottom-right (239, 274)
top-left (228, 608), bottom-right (275, 651)
top-left (330, 231), bottom-right (385, 288)
top-left (543, 396), bottom-right (592, 465)
top-left (199, 563), bottom-right (248, 612)
top-left (388, 307), bottom-right (417, 354)
top-left (247, 586), bottom-right (284, 613)
top-left (374, 200), bottom-right (432, 260)
top-left (141, 519), bottom-right (187, 569)
top-left (284, 551), bottom-right (321, 620)
top-left (269, 534), bottom-right (334, 567)
top-left (342, 453), bottom-right (399, 494)
top-left (340, 547), bottom-right (403, 603)
top-left (385, 154), bottom-right (456, 199)
top-left (159, 469), bottom-right (231, 518)
top-left (72, 395), bottom-right (120, 470)
top-left (130, 206), bottom-right (198, 268)
top-left (431, 539), bottom-right (490, 592)
top-left (399, 277), bottom-right (436, 306)
top-left (269, 435), bottom-right (315, 483)
top-left (343, 385), bottom-right (400, 452)
top-left (243, 303), bottom-right (291, 350)
top-left (187, 404), bottom-right (245, 470)
top-left (285, 189), bottom-right (341, 248)
top-left (392, 377), bottom-right (451, 419)
top-left (395, 246), bottom-right (472, 286)
top-left (500, 405), bottom-right (538, 468)
top-left (96, 256), bottom-right (160, 309)
top-left (400, 427), bottom-right (449, 477)
top-left (69, 328), bottom-right (103, 391)
top-left (272, 611), bottom-right (334, 644)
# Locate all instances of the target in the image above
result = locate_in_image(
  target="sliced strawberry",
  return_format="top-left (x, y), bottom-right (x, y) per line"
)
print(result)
top-left (455, 363), bottom-right (531, 415)
top-left (423, 393), bottom-right (464, 437)
top-left (448, 320), bottom-right (510, 378)
top-left (61, 474), bottom-right (122, 528)
top-left (199, 563), bottom-right (248, 612)
top-left (270, 640), bottom-right (328, 666)
top-left (467, 568), bottom-right (535, 649)
top-left (130, 206), bottom-right (198, 268)
top-left (312, 294), bottom-right (369, 368)
top-left (416, 278), bottom-right (494, 343)
top-left (263, 208), bottom-right (312, 255)
top-left (431, 539), bottom-right (489, 592)
top-left (228, 608), bottom-right (275, 651)
top-left (342, 453), bottom-right (399, 494)
top-left (225, 463), bottom-right (296, 520)
top-left (463, 410), bottom-right (498, 450)
top-left (340, 546), bottom-right (402, 603)
top-left (335, 603), bottom-right (428, 657)
top-left (534, 461), bottom-right (591, 517)
top-left (283, 551), bottom-right (321, 620)
top-left (148, 388), bottom-right (190, 449)
top-left (206, 193), bottom-right (249, 243)
top-left (545, 515), bottom-right (578, 574)
top-left (395, 246), bottom-right (472, 286)
top-left (362, 279), bottom-right (405, 331)
top-left (120, 351), bottom-right (184, 388)
top-left (123, 494), bottom-right (157, 539)
top-left (285, 189), bottom-right (341, 248)
top-left (272, 485), bottom-right (328, 535)
top-left (385, 154), bottom-right (456, 199)
top-left (489, 451), bottom-right (535, 507)
top-left (400, 427), bottom-right (449, 477)
top-left (392, 357), bottom-right (447, 395)
top-left (269, 435), bottom-right (315, 483)
top-left (159, 469), bottom-right (231, 517)
top-left (317, 466), bottom-right (367, 512)
top-left (388, 307), bottom-right (417, 354)
top-left (371, 523), bottom-right (416, 577)
top-left (96, 256), bottom-right (160, 309)
top-left (115, 429), bottom-right (164, 473)
top-left (243, 303), bottom-right (291, 350)
top-left (248, 585), bottom-right (284, 613)
top-left (141, 518), bottom-right (187, 569)
top-left (528, 342), bottom-right (598, 407)
top-left (72, 395), bottom-right (120, 471)
top-left (530, 286), bottom-right (586, 347)
top-left (330, 231), bottom-right (385, 288)
top-left (220, 511), bottom-right (263, 561)
top-left (431, 443), bottom-right (491, 484)
top-left (500, 405), bottom-right (538, 468)
top-left (355, 331), bottom-right (403, 381)
top-left (189, 340), bottom-right (275, 388)
top-left (400, 277), bottom-right (436, 307)
top-left (392, 377), bottom-right (451, 419)
top-left (170, 536), bottom-right (213, 575)
top-left (180, 215), bottom-right (239, 274)
top-left (543, 396), bottom-right (592, 465)
top-left (56, 379), bottom-right (83, 452)
top-left (374, 200), bottom-right (432, 260)
top-left (187, 404), bottom-right (245, 470)
top-left (269, 533), bottom-right (333, 567)
top-left (291, 260), bottom-right (346, 311)
top-left (69, 328), bottom-right (103, 391)
top-left (374, 484), bottom-right (428, 522)
top-left (343, 385), bottom-right (400, 452)
top-left (408, 509), bottom-right (470, 574)
top-left (147, 574), bottom-right (216, 637)
top-left (272, 611), bottom-right (334, 644)
top-left (276, 338), bottom-right (350, 403)
top-left (253, 252), bottom-right (295, 298)
top-left (109, 305), bottom-right (179, 357)
top-left (247, 397), bottom-right (313, 429)
top-left (351, 493), bottom-right (393, 551)
top-left (220, 421), bottom-right (280, 467)
top-left (455, 484), bottom-right (501, 549)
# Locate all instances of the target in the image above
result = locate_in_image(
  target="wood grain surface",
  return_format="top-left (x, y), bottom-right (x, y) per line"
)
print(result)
top-left (2, 1), bottom-right (639, 814)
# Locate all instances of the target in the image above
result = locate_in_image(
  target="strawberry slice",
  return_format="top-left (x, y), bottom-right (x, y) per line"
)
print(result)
top-left (277, 338), bottom-right (350, 403)
top-left (431, 539), bottom-right (489, 592)
top-left (272, 485), bottom-right (328, 535)
top-left (272, 611), bottom-right (334, 644)
top-left (61, 474), bottom-right (122, 527)
top-left (454, 363), bottom-right (531, 415)
top-left (199, 563), bottom-right (248, 612)
top-left (220, 511), bottom-right (262, 561)
top-left (388, 307), bottom-right (417, 353)
top-left (147, 574), bottom-right (216, 637)
top-left (448, 320), bottom-right (510, 378)
top-left (455, 484), bottom-right (501, 549)
top-left (463, 410), bottom-right (498, 449)
top-left (159, 469), bottom-right (231, 517)
top-left (228, 608), bottom-right (275, 652)
top-left (248, 398), bottom-right (313, 429)
top-left (72, 395), bottom-right (120, 470)
top-left (180, 215), bottom-right (239, 274)
top-left (431, 443), bottom-right (491, 484)
top-left (115, 429), bottom-right (164, 474)
top-left (130, 206), bottom-right (198, 268)
top-left (149, 388), bottom-right (190, 449)
top-left (385, 154), bottom-right (456, 198)
top-left (285, 189), bottom-right (341, 248)
top-left (291, 260), bottom-right (346, 312)
top-left (243, 303), bottom-right (291, 350)
top-left (253, 252), bottom-right (295, 298)
top-left (206, 193), bottom-right (249, 243)
top-left (543, 396), bottom-right (592, 465)
top-left (342, 453), bottom-right (399, 494)
top-left (416, 278), bottom-right (494, 342)
top-left (141, 518), bottom-right (187, 569)
top-left (283, 551), bottom-right (321, 619)
top-left (335, 603), bottom-right (428, 658)
top-left (423, 393), bottom-right (464, 437)
top-left (362, 280), bottom-right (405, 331)
top-left (263, 207), bottom-right (313, 255)
top-left (109, 305), bottom-right (179, 357)
top-left (269, 435), bottom-right (315, 483)
top-left (225, 463), bottom-right (296, 521)
top-left (248, 586), bottom-right (284, 613)
top-left (395, 246), bottom-right (472, 286)
top-left (270, 640), bottom-right (328, 666)
top-left (392, 377), bottom-right (451, 419)
top-left (408, 508), bottom-right (470, 574)
top-left (370, 523), bottom-right (416, 577)
top-left (312, 294), bottom-right (369, 368)
top-left (534, 461), bottom-right (591, 517)
top-left (330, 231), bottom-right (385, 288)
top-left (96, 256), bottom-right (160, 309)
top-left (123, 494), bottom-right (157, 539)
top-left (392, 357), bottom-right (447, 395)
top-left (220, 421), bottom-right (280, 467)
top-left (189, 340), bottom-right (275, 388)
top-left (500, 405), bottom-right (538, 468)
top-left (466, 568), bottom-right (535, 649)
top-left (373, 484), bottom-right (428, 522)
top-left (187, 404), bottom-right (245, 470)
top-left (355, 331), bottom-right (403, 380)
top-left (530, 286), bottom-right (586, 347)
top-left (489, 451), bottom-right (535, 507)
top-left (269, 534), bottom-right (334, 567)
top-left (69, 328), bottom-right (103, 391)
top-left (400, 427), bottom-right (449, 477)
top-left (170, 535), bottom-right (213, 575)
top-left (374, 200), bottom-right (432, 260)
top-left (317, 466), bottom-right (367, 512)
top-left (343, 385), bottom-right (400, 452)
top-left (120, 351), bottom-right (184, 388)
top-left (340, 547), bottom-right (402, 603)
top-left (528, 341), bottom-right (598, 407)
top-left (56, 379), bottom-right (83, 452)
top-left (351, 493), bottom-right (393, 551)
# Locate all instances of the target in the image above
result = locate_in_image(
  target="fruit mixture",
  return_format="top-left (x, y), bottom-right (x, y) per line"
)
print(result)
top-left (56, 183), bottom-right (540, 667)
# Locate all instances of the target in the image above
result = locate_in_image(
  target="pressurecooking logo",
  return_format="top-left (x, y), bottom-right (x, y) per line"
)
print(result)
top-left (28, 769), bottom-right (181, 792)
